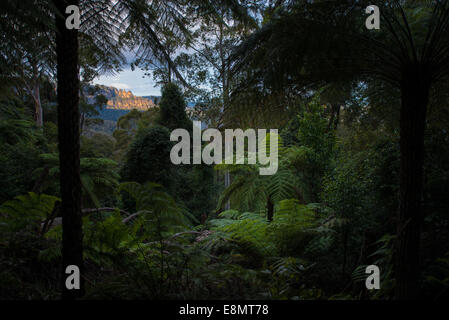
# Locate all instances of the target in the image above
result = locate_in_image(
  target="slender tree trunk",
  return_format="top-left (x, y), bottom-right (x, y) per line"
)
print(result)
top-left (334, 104), bottom-right (340, 130)
top-left (395, 66), bottom-right (430, 300)
top-left (267, 197), bottom-right (274, 222)
top-left (55, 0), bottom-right (84, 299)
top-left (22, 61), bottom-right (43, 127)
top-left (342, 229), bottom-right (348, 279)
top-left (80, 113), bottom-right (85, 133)
top-left (168, 62), bottom-right (172, 83)
top-left (33, 80), bottom-right (43, 127)
top-left (327, 104), bottom-right (341, 131)
top-left (224, 171), bottom-right (231, 210)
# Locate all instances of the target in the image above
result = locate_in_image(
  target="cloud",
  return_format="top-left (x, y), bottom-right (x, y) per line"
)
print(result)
top-left (109, 83), bottom-right (131, 90)
top-left (93, 66), bottom-right (161, 96)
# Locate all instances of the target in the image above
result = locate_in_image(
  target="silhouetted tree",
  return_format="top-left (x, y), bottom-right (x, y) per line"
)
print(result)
top-left (231, 0), bottom-right (449, 299)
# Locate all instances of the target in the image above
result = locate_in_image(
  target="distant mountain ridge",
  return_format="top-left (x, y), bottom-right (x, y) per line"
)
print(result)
top-left (89, 85), bottom-right (157, 111)
top-left (86, 84), bottom-right (194, 122)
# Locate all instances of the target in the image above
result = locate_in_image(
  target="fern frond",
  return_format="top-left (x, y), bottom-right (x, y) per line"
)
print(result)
top-left (0, 192), bottom-right (59, 233)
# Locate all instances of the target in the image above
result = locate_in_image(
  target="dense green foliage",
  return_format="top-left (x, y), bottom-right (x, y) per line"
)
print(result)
top-left (121, 126), bottom-right (173, 186)
top-left (0, 0), bottom-right (448, 301)
top-left (120, 84), bottom-right (217, 220)
top-left (158, 83), bottom-right (192, 130)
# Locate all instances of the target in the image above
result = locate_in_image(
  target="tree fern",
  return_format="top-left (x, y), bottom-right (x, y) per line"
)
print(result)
top-left (215, 132), bottom-right (299, 213)
top-left (33, 153), bottom-right (119, 207)
top-left (207, 208), bottom-right (276, 262)
top-left (119, 182), bottom-right (192, 237)
top-left (0, 192), bottom-right (59, 233)
top-left (268, 199), bottom-right (318, 256)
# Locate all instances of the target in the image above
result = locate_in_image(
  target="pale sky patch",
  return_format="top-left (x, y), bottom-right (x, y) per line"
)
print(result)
top-left (93, 66), bottom-right (161, 97)
top-left (109, 83), bottom-right (130, 90)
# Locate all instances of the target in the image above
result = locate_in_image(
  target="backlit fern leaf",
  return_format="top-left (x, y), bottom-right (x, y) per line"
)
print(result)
top-left (0, 192), bottom-right (59, 232)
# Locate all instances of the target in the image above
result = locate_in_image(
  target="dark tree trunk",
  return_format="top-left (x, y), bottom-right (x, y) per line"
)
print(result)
top-left (55, 0), bottom-right (84, 299)
top-left (342, 229), bottom-right (348, 280)
top-left (395, 65), bottom-right (430, 300)
top-left (267, 197), bottom-right (274, 222)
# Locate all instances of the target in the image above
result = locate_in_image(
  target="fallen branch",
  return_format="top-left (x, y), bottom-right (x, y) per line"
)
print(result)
top-left (122, 212), bottom-right (142, 224)
top-left (82, 207), bottom-right (131, 216)
top-left (41, 207), bottom-right (134, 233)
top-left (144, 231), bottom-right (203, 246)
top-left (170, 231), bottom-right (203, 239)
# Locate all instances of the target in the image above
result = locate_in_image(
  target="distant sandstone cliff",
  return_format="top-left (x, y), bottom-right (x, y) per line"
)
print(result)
top-left (92, 85), bottom-right (156, 111)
